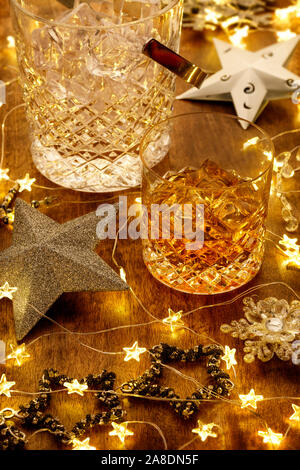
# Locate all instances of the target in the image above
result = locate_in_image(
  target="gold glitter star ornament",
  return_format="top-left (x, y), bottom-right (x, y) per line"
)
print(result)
top-left (0, 199), bottom-right (128, 340)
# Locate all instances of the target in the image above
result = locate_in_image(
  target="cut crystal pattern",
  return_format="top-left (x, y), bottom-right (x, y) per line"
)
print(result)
top-left (13, 1), bottom-right (182, 191)
top-left (143, 160), bottom-right (266, 294)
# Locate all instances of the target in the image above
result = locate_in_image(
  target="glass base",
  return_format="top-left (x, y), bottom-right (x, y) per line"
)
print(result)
top-left (31, 138), bottom-right (142, 192)
top-left (32, 129), bottom-right (171, 192)
top-left (143, 247), bottom-right (264, 295)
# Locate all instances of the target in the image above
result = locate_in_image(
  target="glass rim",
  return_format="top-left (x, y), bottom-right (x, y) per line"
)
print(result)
top-left (10, 0), bottom-right (180, 30)
top-left (140, 111), bottom-right (275, 186)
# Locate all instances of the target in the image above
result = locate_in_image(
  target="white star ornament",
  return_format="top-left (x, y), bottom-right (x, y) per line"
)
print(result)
top-left (177, 37), bottom-right (300, 129)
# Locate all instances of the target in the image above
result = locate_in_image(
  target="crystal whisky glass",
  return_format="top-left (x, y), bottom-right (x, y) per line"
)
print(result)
top-left (140, 112), bottom-right (274, 294)
top-left (10, 0), bottom-right (183, 192)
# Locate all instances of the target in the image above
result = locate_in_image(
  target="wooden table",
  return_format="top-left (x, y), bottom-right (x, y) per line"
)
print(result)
top-left (0, 0), bottom-right (300, 451)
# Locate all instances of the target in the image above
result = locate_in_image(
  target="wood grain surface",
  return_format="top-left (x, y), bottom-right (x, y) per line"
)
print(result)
top-left (0, 0), bottom-right (300, 451)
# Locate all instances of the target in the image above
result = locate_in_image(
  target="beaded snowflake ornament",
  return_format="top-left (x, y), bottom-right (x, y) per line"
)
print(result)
top-left (183, 0), bottom-right (274, 31)
top-left (220, 297), bottom-right (300, 365)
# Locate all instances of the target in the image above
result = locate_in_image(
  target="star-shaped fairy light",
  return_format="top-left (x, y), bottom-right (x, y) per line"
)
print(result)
top-left (123, 341), bottom-right (147, 362)
top-left (7, 343), bottom-right (30, 366)
top-left (0, 374), bottom-right (15, 397)
top-left (63, 379), bottom-right (88, 396)
top-left (279, 234), bottom-right (299, 252)
top-left (289, 404), bottom-right (300, 422)
top-left (278, 234), bottom-right (300, 267)
top-left (0, 168), bottom-right (9, 181)
top-left (162, 308), bottom-right (185, 332)
top-left (109, 422), bottom-right (134, 444)
top-left (258, 428), bottom-right (283, 446)
top-left (192, 421), bottom-right (218, 442)
top-left (0, 282), bottom-right (17, 300)
top-left (239, 389), bottom-right (264, 409)
top-left (177, 37), bottom-right (300, 129)
top-left (277, 30), bottom-right (297, 42)
top-left (15, 174), bottom-right (36, 192)
top-left (221, 345), bottom-right (237, 370)
top-left (6, 35), bottom-right (15, 48)
top-left (71, 437), bottom-right (96, 450)
top-left (0, 199), bottom-right (128, 340)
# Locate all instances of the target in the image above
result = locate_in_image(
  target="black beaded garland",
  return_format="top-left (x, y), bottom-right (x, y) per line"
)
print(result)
top-left (121, 343), bottom-right (234, 419)
top-left (0, 416), bottom-right (26, 451)
top-left (0, 183), bottom-right (18, 227)
top-left (0, 368), bottom-right (125, 450)
top-left (0, 343), bottom-right (235, 450)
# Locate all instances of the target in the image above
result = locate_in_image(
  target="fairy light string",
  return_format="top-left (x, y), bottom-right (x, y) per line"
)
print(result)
top-left (1, 280), bottom-right (299, 449)
top-left (0, 55), bottom-right (300, 451)
top-left (2, 3), bottom-right (300, 69)
top-left (183, 0), bottom-right (300, 46)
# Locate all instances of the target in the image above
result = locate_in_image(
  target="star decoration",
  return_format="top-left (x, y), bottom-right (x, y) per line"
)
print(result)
top-left (221, 345), bottom-right (237, 370)
top-left (121, 342), bottom-right (234, 419)
top-left (277, 30), bottom-right (297, 42)
top-left (289, 404), bottom-right (300, 422)
top-left (109, 422), bottom-right (134, 444)
top-left (15, 174), bottom-right (36, 192)
top-left (239, 388), bottom-right (264, 409)
top-left (177, 37), bottom-right (300, 129)
top-left (0, 368), bottom-right (124, 450)
top-left (0, 199), bottom-right (128, 340)
top-left (123, 341), bottom-right (147, 362)
top-left (0, 168), bottom-right (9, 181)
top-left (192, 421), bottom-right (218, 441)
top-left (0, 374), bottom-right (16, 397)
top-left (71, 437), bottom-right (96, 450)
top-left (63, 379), bottom-right (88, 396)
top-left (0, 282), bottom-right (17, 300)
top-left (258, 428), bottom-right (283, 446)
top-left (162, 308), bottom-right (185, 332)
top-left (279, 234), bottom-right (299, 252)
top-left (7, 343), bottom-right (30, 366)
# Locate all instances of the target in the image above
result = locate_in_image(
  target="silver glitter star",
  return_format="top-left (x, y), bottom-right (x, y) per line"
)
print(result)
top-left (0, 198), bottom-right (128, 340)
